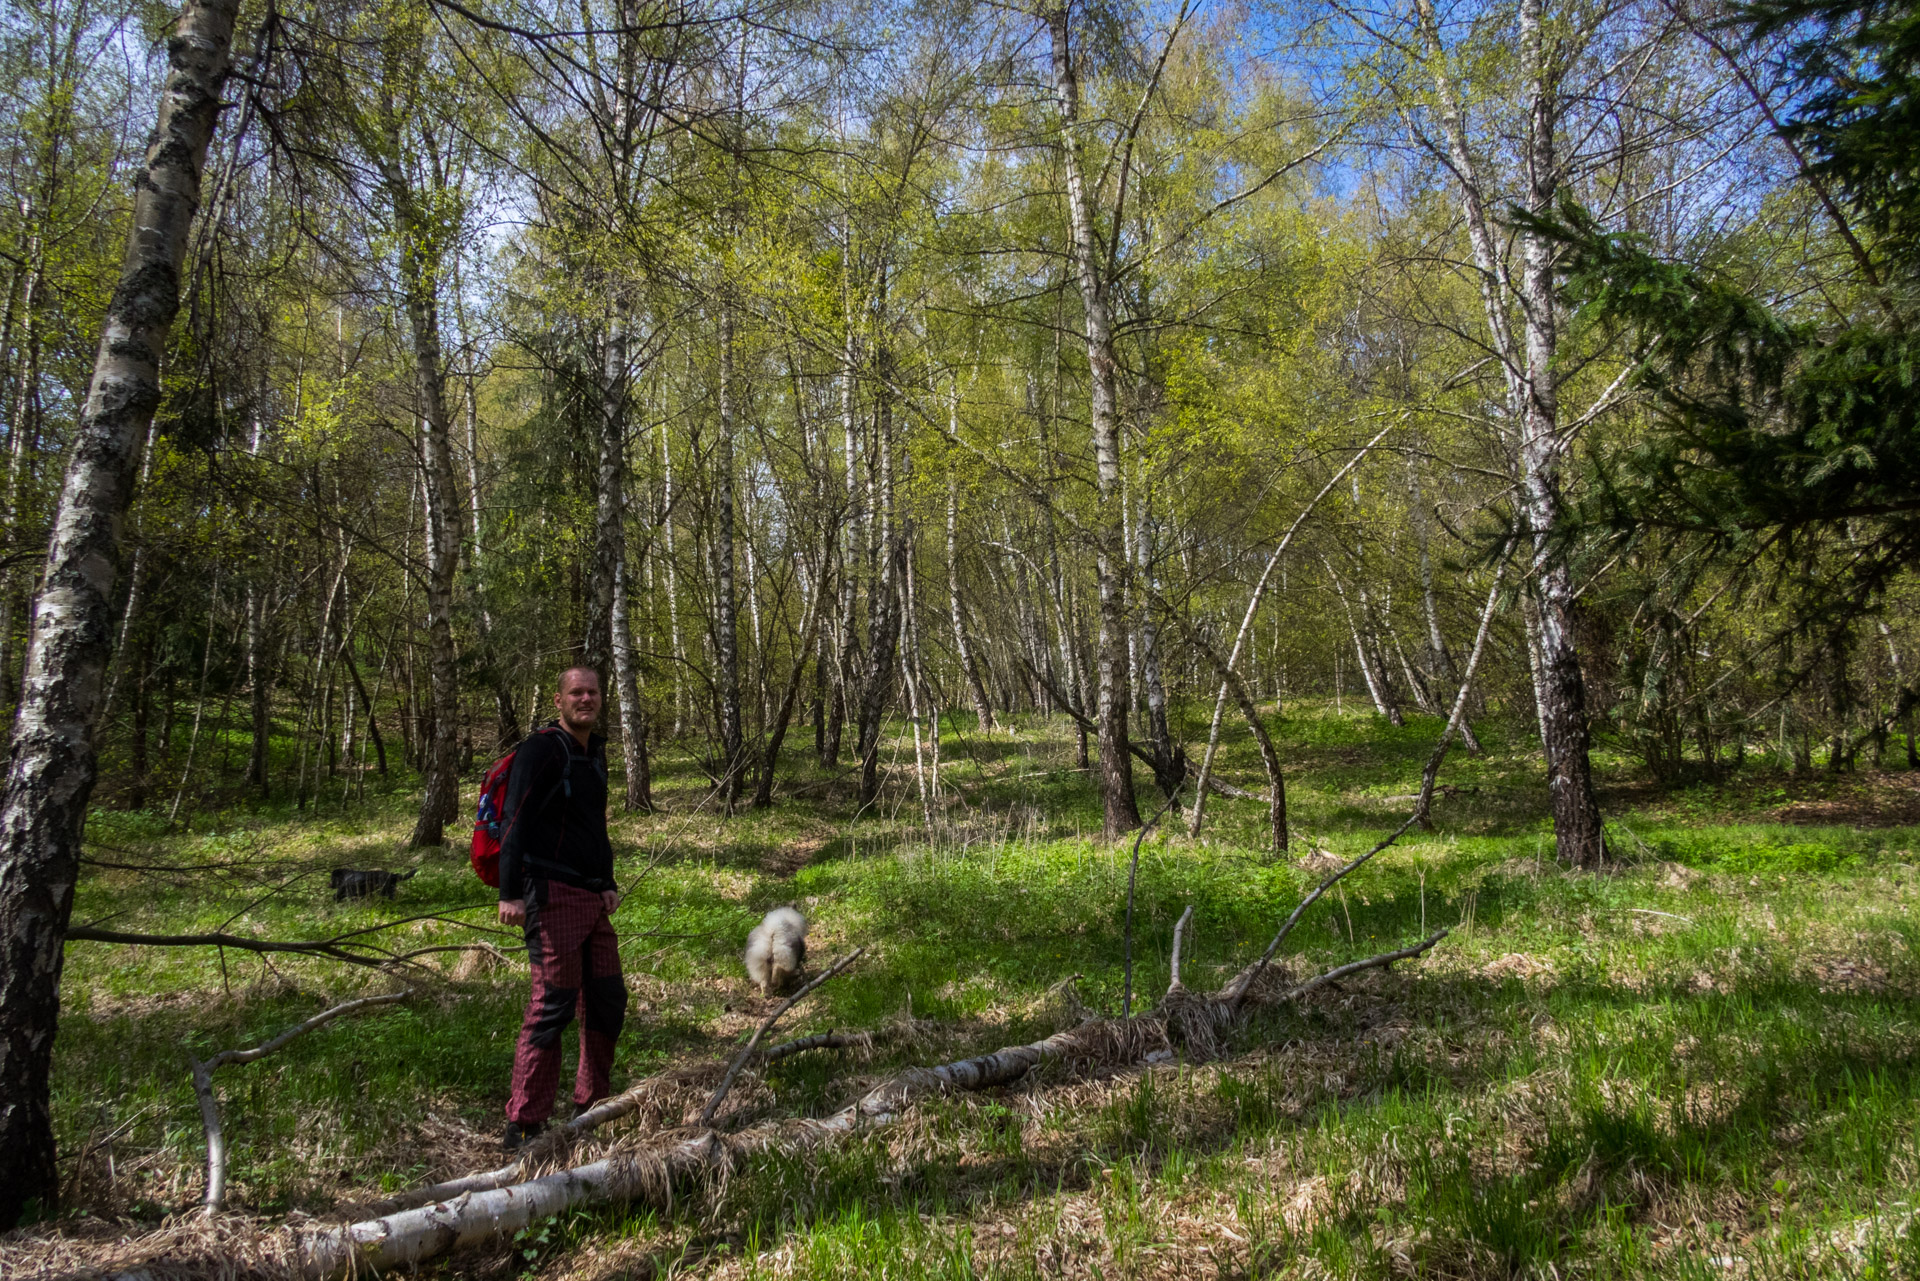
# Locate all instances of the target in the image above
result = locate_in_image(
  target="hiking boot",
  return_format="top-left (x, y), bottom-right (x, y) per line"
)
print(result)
top-left (502, 1119), bottom-right (547, 1152)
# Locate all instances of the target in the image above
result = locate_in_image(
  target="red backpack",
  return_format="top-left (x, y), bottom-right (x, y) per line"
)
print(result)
top-left (470, 727), bottom-right (574, 888)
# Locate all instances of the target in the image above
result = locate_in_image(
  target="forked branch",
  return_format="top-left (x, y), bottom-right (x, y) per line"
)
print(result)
top-left (191, 991), bottom-right (411, 1211)
top-left (700, 948), bottom-right (865, 1127)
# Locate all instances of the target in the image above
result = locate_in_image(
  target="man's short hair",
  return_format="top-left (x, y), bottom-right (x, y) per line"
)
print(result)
top-left (557, 664), bottom-right (602, 691)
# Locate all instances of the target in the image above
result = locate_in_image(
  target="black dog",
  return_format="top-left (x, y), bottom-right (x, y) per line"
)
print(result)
top-left (331, 867), bottom-right (417, 901)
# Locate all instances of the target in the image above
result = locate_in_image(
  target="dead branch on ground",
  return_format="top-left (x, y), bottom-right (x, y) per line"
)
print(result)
top-left (761, 1031), bottom-right (867, 1064)
top-left (66, 906), bottom-right (509, 972)
top-left (701, 948), bottom-right (866, 1126)
top-left (93, 636), bottom-right (1503, 1275)
top-left (1167, 906), bottom-right (1194, 993)
top-left (191, 992), bottom-right (411, 1211)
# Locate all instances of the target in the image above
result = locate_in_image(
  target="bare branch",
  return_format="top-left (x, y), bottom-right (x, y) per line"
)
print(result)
top-left (700, 948), bottom-right (865, 1127)
top-left (1278, 932), bottom-right (1447, 1004)
top-left (763, 1031), bottom-right (864, 1063)
top-left (191, 992), bottom-right (411, 1211)
top-left (1167, 906), bottom-right (1194, 994)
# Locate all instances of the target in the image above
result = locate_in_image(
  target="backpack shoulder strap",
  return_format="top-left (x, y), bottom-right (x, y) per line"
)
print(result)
top-left (537, 725), bottom-right (576, 799)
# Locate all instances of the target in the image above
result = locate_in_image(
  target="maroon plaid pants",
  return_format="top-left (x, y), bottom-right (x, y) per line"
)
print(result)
top-left (507, 880), bottom-right (628, 1123)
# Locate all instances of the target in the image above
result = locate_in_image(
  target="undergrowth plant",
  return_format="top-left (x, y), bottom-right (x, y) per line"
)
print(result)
top-left (30, 704), bottom-right (1920, 1278)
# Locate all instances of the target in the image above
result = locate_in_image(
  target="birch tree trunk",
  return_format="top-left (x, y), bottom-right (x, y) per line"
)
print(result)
top-left (0, 242), bottom-right (43, 706)
top-left (611, 528), bottom-right (650, 810)
top-left (0, 0), bottom-right (239, 1226)
top-left (1513, 0), bottom-right (1605, 865)
top-left (753, 553), bottom-right (825, 808)
top-left (455, 304), bottom-right (518, 752)
top-left (854, 324), bottom-right (901, 811)
top-left (1176, 618), bottom-right (1286, 855)
top-left (585, 317), bottom-right (626, 676)
top-left (379, 148), bottom-right (464, 848)
top-left (98, 421), bottom-right (160, 725)
top-left (1048, 3), bottom-right (1140, 838)
top-left (825, 326), bottom-right (861, 767)
top-left (586, 312), bottom-right (649, 809)
top-left (1135, 498), bottom-right (1178, 795)
top-left (1409, 458), bottom-right (1481, 753)
top-left (1412, 0), bottom-right (1605, 865)
top-left (661, 424), bottom-right (687, 736)
top-left (1326, 558), bottom-right (1402, 724)
top-left (856, 536), bottom-right (903, 811)
top-left (1186, 426), bottom-right (1390, 834)
top-left (946, 472), bottom-right (993, 733)
top-left (713, 298), bottom-right (745, 807)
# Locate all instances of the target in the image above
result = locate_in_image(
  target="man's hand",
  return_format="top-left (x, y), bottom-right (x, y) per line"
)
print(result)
top-left (601, 889), bottom-right (622, 916)
top-left (499, 899), bottom-right (526, 927)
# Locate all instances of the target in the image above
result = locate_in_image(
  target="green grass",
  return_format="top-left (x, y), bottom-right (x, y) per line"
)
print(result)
top-left (28, 700), bottom-right (1920, 1278)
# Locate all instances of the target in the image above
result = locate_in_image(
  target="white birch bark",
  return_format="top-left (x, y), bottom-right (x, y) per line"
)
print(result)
top-left (1048, 4), bottom-right (1140, 837)
top-left (0, 0), bottom-right (240, 1225)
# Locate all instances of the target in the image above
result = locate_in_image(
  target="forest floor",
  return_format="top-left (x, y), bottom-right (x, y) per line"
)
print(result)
top-left (8, 704), bottom-right (1920, 1279)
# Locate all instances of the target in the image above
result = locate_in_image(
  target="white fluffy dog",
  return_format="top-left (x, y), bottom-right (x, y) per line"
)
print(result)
top-left (744, 905), bottom-right (808, 996)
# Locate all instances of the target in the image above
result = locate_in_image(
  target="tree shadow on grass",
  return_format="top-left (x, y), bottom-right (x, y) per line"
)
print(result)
top-left (688, 964), bottom-right (1920, 1281)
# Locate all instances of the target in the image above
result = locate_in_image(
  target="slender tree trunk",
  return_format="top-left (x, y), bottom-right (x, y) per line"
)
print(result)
top-left (473, 426), bottom-right (517, 751)
top-left (168, 575), bottom-right (221, 823)
top-left (1187, 433), bottom-right (1388, 833)
top-left (129, 644), bottom-right (151, 811)
top-left (1881, 621), bottom-right (1919, 769)
top-left (1414, 0), bottom-right (1603, 865)
top-left (662, 424), bottom-right (687, 736)
top-left (946, 473), bottom-right (993, 733)
top-left (0, 243), bottom-right (44, 706)
top-left (713, 299), bottom-right (745, 807)
top-left (340, 641), bottom-right (388, 776)
top-left (1134, 499), bottom-right (1177, 795)
top-left (1177, 619), bottom-right (1287, 855)
top-left (612, 532), bottom-right (650, 811)
top-left (585, 312), bottom-right (626, 682)
top-left (753, 555), bottom-right (826, 808)
top-left (743, 499), bottom-right (768, 736)
top-left (0, 0), bottom-right (239, 1226)
top-left (377, 148), bottom-right (464, 847)
top-left (855, 333), bottom-right (902, 812)
top-left (296, 553), bottom-right (350, 810)
top-left (245, 583), bottom-right (276, 794)
top-left (825, 328), bottom-right (861, 767)
top-left (902, 606), bottom-right (933, 829)
top-left (1326, 559), bottom-right (1402, 724)
top-left (1515, 0), bottom-right (1603, 863)
top-left (1049, 5), bottom-right (1139, 838)
top-left (856, 537), bottom-right (904, 812)
top-left (1410, 464), bottom-right (1482, 753)
top-left (99, 419), bottom-right (162, 726)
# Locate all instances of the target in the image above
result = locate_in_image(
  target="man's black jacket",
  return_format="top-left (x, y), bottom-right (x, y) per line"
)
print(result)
top-left (497, 724), bottom-right (615, 902)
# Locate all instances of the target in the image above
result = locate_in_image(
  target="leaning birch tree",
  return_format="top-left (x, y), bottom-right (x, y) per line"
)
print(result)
top-left (0, 0), bottom-right (240, 1226)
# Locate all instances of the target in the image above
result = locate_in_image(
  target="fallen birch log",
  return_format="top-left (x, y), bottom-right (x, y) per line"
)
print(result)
top-left (294, 1019), bottom-right (1156, 1278)
top-left (105, 696), bottom-right (1484, 1278)
top-left (95, 920), bottom-right (1449, 1281)
top-left (283, 927), bottom-right (1446, 1280)
top-left (361, 951), bottom-right (865, 1218)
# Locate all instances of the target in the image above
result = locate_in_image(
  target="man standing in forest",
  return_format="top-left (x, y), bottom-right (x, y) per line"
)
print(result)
top-left (497, 666), bottom-right (627, 1150)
